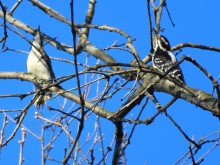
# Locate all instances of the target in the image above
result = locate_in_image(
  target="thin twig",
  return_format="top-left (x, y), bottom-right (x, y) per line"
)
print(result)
top-left (147, 0), bottom-right (154, 53)
top-left (96, 116), bottom-right (106, 165)
top-left (171, 43), bottom-right (220, 52)
top-left (145, 97), bottom-right (178, 124)
top-left (182, 55), bottom-right (220, 110)
top-left (164, 1), bottom-right (175, 27)
top-left (193, 142), bottom-right (219, 165)
top-left (0, 2), bottom-right (8, 49)
top-left (62, 1), bottom-right (85, 164)
top-left (8, 0), bottom-right (23, 15)
top-left (121, 98), bottom-right (149, 153)
top-left (18, 128), bottom-right (26, 165)
top-left (0, 115), bottom-right (8, 150)
top-left (188, 142), bottom-right (196, 165)
top-left (165, 112), bottom-right (200, 148)
top-left (1, 94), bottom-right (37, 147)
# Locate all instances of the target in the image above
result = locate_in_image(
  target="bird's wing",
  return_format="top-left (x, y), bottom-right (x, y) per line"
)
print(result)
top-left (35, 27), bottom-right (56, 81)
top-left (38, 47), bottom-right (56, 81)
top-left (153, 50), bottom-right (185, 83)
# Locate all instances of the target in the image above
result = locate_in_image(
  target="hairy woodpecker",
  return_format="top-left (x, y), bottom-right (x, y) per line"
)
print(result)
top-left (152, 34), bottom-right (185, 83)
top-left (27, 27), bottom-right (55, 108)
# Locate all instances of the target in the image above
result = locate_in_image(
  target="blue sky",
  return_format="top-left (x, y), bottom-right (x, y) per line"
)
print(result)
top-left (0, 0), bottom-right (220, 164)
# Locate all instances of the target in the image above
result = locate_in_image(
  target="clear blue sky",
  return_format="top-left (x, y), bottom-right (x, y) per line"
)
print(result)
top-left (0, 0), bottom-right (220, 164)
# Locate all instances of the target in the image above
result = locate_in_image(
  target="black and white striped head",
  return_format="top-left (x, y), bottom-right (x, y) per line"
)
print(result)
top-left (153, 34), bottom-right (171, 51)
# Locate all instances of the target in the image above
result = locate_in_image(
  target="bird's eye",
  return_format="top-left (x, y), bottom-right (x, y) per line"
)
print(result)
top-left (160, 38), bottom-right (165, 44)
top-left (159, 37), bottom-right (170, 50)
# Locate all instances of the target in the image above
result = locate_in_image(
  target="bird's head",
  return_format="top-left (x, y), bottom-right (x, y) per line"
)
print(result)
top-left (153, 33), bottom-right (171, 51)
top-left (33, 26), bottom-right (43, 47)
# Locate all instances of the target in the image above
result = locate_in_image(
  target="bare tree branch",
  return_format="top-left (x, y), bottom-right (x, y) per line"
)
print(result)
top-left (172, 43), bottom-right (220, 52)
top-left (112, 122), bottom-right (123, 165)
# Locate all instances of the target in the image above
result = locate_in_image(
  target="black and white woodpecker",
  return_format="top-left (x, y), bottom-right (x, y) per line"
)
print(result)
top-left (152, 33), bottom-right (185, 83)
top-left (27, 27), bottom-right (55, 108)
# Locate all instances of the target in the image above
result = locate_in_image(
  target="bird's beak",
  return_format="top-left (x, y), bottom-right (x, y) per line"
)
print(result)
top-left (153, 29), bottom-right (159, 39)
top-left (155, 33), bottom-right (160, 39)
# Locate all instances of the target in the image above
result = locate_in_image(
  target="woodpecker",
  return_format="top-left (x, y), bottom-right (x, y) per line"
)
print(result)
top-left (27, 27), bottom-right (55, 108)
top-left (152, 34), bottom-right (185, 83)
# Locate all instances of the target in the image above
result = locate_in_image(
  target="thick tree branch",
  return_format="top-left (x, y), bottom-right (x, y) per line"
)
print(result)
top-left (154, 0), bottom-right (165, 32)
top-left (109, 72), bottom-right (219, 119)
top-left (0, 10), bottom-right (75, 54)
top-left (78, 34), bottom-right (125, 72)
top-left (0, 72), bottom-right (114, 119)
top-left (145, 74), bottom-right (220, 116)
top-left (1, 72), bottom-right (219, 119)
top-left (29, 0), bottom-right (73, 26)
top-left (0, 11), bottom-right (131, 74)
top-left (82, 0), bottom-right (96, 36)
top-left (112, 122), bottom-right (123, 165)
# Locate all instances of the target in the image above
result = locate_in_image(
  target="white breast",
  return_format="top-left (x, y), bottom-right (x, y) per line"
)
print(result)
top-left (27, 46), bottom-right (51, 80)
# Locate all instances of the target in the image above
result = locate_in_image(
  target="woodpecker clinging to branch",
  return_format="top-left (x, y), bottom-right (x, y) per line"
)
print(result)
top-left (152, 33), bottom-right (185, 83)
top-left (27, 27), bottom-right (55, 108)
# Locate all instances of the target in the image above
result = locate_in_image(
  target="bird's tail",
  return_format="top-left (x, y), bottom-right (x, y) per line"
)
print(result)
top-left (34, 91), bottom-right (52, 109)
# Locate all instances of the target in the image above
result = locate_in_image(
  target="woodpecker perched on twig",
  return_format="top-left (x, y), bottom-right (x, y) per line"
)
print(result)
top-left (27, 27), bottom-right (55, 108)
top-left (152, 33), bottom-right (185, 83)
